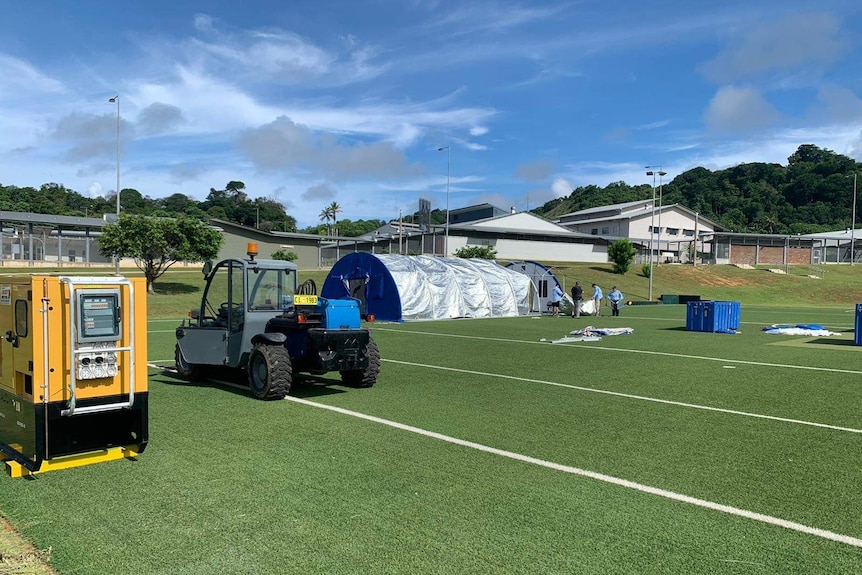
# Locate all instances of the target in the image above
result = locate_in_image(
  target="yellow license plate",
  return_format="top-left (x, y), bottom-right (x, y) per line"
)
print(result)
top-left (294, 295), bottom-right (318, 306)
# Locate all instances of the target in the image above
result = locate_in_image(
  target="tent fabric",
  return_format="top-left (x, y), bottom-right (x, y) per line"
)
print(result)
top-left (505, 260), bottom-right (563, 313)
top-left (321, 253), bottom-right (531, 322)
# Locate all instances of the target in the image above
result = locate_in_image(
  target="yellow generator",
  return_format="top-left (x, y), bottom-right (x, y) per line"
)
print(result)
top-left (0, 275), bottom-right (148, 477)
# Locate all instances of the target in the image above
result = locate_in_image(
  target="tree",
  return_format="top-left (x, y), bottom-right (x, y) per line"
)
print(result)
top-left (454, 245), bottom-right (497, 259)
top-left (327, 201), bottom-right (342, 234)
top-left (608, 239), bottom-right (637, 274)
top-left (319, 206), bottom-right (333, 235)
top-left (271, 249), bottom-right (298, 261)
top-left (99, 214), bottom-right (223, 294)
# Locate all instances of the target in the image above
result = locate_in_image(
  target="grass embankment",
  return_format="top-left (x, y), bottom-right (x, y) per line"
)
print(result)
top-left (526, 262), bottom-right (862, 307)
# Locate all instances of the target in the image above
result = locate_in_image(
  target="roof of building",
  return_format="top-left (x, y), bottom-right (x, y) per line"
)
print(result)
top-left (448, 203), bottom-right (509, 216)
top-left (555, 203), bottom-right (723, 231)
top-left (448, 211), bottom-right (599, 239)
top-left (557, 199), bottom-right (653, 219)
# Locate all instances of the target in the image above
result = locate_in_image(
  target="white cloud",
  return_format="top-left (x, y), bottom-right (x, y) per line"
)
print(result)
top-left (137, 103), bottom-right (186, 136)
top-left (700, 12), bottom-right (849, 84)
top-left (704, 86), bottom-right (782, 133)
top-left (193, 14), bottom-right (215, 32)
top-left (236, 116), bottom-right (423, 180)
top-left (470, 126), bottom-right (489, 136)
top-left (850, 131), bottom-right (862, 161)
top-left (813, 86), bottom-right (862, 123)
top-left (551, 177), bottom-right (573, 197)
top-left (86, 182), bottom-right (105, 198)
top-left (0, 55), bottom-right (65, 96)
top-left (515, 159), bottom-right (555, 181)
top-left (302, 182), bottom-right (337, 202)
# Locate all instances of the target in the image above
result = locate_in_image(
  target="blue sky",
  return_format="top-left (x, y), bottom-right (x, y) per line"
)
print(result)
top-left (2, 1), bottom-right (861, 228)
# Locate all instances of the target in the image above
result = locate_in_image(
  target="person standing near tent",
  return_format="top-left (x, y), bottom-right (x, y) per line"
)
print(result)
top-left (592, 283), bottom-right (603, 317)
top-left (550, 284), bottom-right (564, 316)
top-left (608, 286), bottom-right (624, 317)
top-left (571, 281), bottom-right (583, 318)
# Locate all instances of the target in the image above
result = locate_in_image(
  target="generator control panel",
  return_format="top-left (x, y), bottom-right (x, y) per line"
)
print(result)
top-left (76, 288), bottom-right (121, 380)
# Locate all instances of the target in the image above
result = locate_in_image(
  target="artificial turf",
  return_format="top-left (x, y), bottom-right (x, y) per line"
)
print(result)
top-left (1, 304), bottom-right (861, 574)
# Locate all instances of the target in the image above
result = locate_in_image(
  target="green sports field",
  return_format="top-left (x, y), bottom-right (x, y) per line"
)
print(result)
top-left (1, 300), bottom-right (861, 574)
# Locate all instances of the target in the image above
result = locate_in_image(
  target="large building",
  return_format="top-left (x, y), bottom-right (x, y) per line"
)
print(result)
top-left (555, 200), bottom-right (721, 263)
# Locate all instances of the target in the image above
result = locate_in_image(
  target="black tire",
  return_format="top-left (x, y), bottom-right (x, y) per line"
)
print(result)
top-left (247, 343), bottom-right (292, 400)
top-left (175, 343), bottom-right (200, 381)
top-left (340, 338), bottom-right (380, 388)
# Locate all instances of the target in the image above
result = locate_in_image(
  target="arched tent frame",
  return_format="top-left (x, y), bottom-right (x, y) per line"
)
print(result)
top-left (321, 253), bottom-right (531, 322)
top-left (505, 260), bottom-right (574, 314)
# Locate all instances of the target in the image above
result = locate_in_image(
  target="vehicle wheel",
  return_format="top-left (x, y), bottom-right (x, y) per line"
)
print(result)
top-left (248, 343), bottom-right (292, 400)
top-left (340, 338), bottom-right (380, 388)
top-left (175, 343), bottom-right (200, 381)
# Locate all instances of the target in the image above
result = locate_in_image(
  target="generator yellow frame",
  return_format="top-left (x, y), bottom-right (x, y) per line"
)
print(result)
top-left (0, 275), bottom-right (148, 477)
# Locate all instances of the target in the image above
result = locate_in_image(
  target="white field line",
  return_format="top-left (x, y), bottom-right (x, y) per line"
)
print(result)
top-left (146, 358), bottom-right (862, 434)
top-left (383, 359), bottom-right (862, 434)
top-left (285, 395), bottom-right (862, 549)
top-left (374, 328), bottom-right (862, 375)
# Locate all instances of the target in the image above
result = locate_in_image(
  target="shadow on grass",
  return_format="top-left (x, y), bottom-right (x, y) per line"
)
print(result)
top-left (152, 368), bottom-right (350, 398)
top-left (152, 281), bottom-right (200, 296)
top-left (806, 338), bottom-right (862, 348)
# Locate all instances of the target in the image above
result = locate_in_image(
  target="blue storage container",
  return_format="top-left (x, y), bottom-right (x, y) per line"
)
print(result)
top-left (855, 304), bottom-right (862, 346)
top-left (685, 301), bottom-right (705, 331)
top-left (318, 298), bottom-right (361, 329)
top-left (687, 301), bottom-right (740, 333)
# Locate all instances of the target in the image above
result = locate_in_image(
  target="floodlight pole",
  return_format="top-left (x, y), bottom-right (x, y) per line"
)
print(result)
top-left (438, 146), bottom-right (450, 256)
top-left (852, 172), bottom-right (857, 266)
top-left (646, 171), bottom-right (656, 301)
top-left (108, 95), bottom-right (121, 275)
top-left (645, 167), bottom-right (666, 300)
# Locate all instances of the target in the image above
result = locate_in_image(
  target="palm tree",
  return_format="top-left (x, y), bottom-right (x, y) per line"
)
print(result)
top-left (319, 206), bottom-right (333, 235)
top-left (328, 201), bottom-right (342, 235)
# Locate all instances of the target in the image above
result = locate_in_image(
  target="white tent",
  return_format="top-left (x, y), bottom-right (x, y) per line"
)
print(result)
top-left (322, 253), bottom-right (532, 321)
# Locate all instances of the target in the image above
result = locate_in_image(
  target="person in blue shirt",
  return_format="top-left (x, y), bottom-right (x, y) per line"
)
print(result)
top-left (550, 284), bottom-right (564, 316)
top-left (608, 286), bottom-right (624, 317)
top-left (592, 283), bottom-right (603, 317)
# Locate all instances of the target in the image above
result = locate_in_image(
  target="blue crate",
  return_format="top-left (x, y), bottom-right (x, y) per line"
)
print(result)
top-left (687, 301), bottom-right (740, 333)
top-left (855, 304), bottom-right (862, 346)
top-left (318, 298), bottom-right (361, 329)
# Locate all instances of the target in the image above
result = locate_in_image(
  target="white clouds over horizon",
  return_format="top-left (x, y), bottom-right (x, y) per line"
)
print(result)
top-left (0, 1), bottom-right (859, 228)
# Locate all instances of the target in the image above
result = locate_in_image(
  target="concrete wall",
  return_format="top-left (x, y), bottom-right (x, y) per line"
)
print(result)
top-left (448, 236), bottom-right (607, 263)
top-left (215, 227), bottom-right (321, 269)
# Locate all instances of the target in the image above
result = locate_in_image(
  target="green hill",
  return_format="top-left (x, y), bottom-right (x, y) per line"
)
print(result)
top-left (530, 262), bottom-right (862, 308)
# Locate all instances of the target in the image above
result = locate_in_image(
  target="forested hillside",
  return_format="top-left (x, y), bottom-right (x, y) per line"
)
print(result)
top-left (2, 144), bottom-right (859, 236)
top-left (0, 180), bottom-right (385, 237)
top-left (533, 145), bottom-right (861, 234)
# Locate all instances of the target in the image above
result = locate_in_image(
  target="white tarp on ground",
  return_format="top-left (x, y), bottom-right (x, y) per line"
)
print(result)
top-left (376, 255), bottom-right (532, 320)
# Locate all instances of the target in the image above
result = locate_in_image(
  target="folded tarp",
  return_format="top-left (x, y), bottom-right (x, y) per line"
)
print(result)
top-left (550, 335), bottom-right (602, 343)
top-left (570, 327), bottom-right (634, 336)
top-left (762, 324), bottom-right (841, 336)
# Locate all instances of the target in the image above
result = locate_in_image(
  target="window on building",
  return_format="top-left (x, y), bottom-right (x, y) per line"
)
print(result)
top-left (612, 226), bottom-right (619, 235)
top-left (668, 228), bottom-right (680, 236)
top-left (683, 229), bottom-right (695, 237)
top-left (601, 226), bottom-right (609, 235)
top-left (591, 228), bottom-right (598, 235)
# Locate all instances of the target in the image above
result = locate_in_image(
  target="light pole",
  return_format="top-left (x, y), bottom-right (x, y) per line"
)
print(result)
top-left (108, 95), bottom-right (121, 274)
top-left (851, 172), bottom-right (858, 265)
top-left (646, 166), bottom-right (667, 265)
top-left (645, 167), bottom-right (666, 300)
top-left (437, 146), bottom-right (450, 256)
